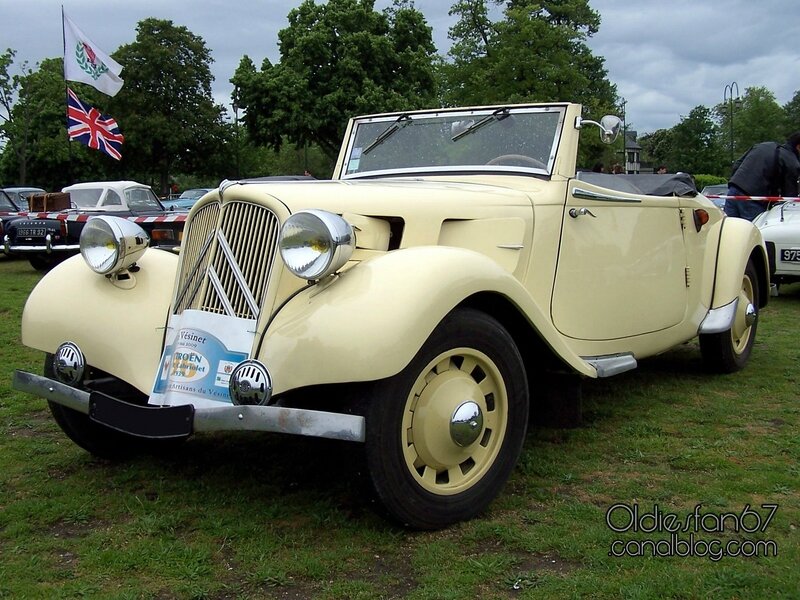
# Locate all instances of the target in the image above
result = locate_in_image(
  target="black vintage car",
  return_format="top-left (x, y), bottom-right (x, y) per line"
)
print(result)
top-left (3, 181), bottom-right (187, 271)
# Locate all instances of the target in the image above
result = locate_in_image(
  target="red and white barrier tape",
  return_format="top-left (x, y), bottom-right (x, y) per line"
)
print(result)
top-left (0, 211), bottom-right (188, 222)
top-left (705, 195), bottom-right (800, 202)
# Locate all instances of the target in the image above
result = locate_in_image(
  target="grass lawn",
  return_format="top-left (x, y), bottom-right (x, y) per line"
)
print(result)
top-left (0, 254), bottom-right (797, 599)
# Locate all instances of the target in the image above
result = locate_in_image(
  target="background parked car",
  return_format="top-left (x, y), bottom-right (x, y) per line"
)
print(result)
top-left (3, 181), bottom-right (187, 271)
top-left (1, 187), bottom-right (46, 208)
top-left (0, 190), bottom-right (26, 260)
top-left (0, 189), bottom-right (23, 213)
top-left (166, 188), bottom-right (214, 211)
top-left (753, 200), bottom-right (800, 293)
top-left (701, 183), bottom-right (728, 210)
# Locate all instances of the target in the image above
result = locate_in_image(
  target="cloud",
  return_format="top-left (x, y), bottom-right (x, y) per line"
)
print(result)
top-left (3, 0), bottom-right (800, 135)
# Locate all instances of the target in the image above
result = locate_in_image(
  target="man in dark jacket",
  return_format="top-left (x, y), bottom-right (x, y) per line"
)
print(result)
top-left (725, 132), bottom-right (800, 220)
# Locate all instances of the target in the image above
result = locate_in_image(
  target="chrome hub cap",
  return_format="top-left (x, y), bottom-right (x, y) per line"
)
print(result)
top-left (731, 274), bottom-right (756, 354)
top-left (450, 401), bottom-right (484, 447)
top-left (744, 303), bottom-right (757, 327)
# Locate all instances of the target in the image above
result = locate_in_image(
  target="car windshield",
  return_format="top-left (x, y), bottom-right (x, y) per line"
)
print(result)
top-left (342, 105), bottom-right (566, 179)
top-left (0, 190), bottom-right (18, 211)
top-left (125, 187), bottom-right (163, 211)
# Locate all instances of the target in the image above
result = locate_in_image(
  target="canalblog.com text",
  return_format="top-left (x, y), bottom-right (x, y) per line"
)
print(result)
top-left (606, 503), bottom-right (779, 562)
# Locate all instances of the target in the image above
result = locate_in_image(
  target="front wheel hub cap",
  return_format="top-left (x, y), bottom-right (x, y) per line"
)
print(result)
top-left (450, 401), bottom-right (484, 447)
top-left (53, 342), bottom-right (85, 386)
top-left (744, 303), bottom-right (757, 327)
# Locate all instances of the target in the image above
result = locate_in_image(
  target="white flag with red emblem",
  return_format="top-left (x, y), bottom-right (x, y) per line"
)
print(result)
top-left (63, 12), bottom-right (124, 97)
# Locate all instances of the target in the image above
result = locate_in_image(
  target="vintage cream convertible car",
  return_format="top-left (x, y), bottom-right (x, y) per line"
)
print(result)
top-left (13, 103), bottom-right (768, 529)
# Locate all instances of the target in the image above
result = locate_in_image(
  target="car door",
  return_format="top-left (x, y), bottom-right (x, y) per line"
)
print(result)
top-left (551, 179), bottom-right (689, 341)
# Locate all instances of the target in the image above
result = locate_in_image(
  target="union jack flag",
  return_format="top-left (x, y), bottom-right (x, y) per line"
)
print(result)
top-left (67, 87), bottom-right (124, 160)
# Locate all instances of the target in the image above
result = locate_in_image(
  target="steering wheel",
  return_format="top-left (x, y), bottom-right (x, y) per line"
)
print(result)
top-left (486, 154), bottom-right (547, 170)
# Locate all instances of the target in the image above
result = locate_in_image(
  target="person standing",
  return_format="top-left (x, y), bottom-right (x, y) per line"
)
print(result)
top-left (725, 132), bottom-right (800, 220)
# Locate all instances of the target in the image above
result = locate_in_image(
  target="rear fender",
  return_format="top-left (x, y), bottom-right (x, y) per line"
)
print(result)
top-left (260, 246), bottom-right (595, 394)
top-left (21, 250), bottom-right (178, 394)
top-left (712, 218), bottom-right (769, 308)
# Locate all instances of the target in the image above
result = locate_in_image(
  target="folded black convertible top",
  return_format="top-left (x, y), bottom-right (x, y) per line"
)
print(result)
top-left (576, 172), bottom-right (698, 197)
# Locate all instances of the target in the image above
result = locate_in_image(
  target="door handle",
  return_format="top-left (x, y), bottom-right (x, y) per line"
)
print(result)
top-left (569, 207), bottom-right (596, 218)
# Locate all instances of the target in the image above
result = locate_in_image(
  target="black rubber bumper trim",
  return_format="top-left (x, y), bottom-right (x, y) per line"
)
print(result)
top-left (88, 391), bottom-right (194, 439)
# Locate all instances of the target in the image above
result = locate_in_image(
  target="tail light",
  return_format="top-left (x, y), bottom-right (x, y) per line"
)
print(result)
top-left (693, 209), bottom-right (710, 232)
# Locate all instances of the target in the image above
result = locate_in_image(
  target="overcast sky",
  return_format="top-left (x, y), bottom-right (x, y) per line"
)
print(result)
top-left (2, 1), bottom-right (799, 135)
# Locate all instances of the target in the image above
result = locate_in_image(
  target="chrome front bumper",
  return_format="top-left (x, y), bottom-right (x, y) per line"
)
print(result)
top-left (3, 234), bottom-right (80, 254)
top-left (13, 370), bottom-right (366, 443)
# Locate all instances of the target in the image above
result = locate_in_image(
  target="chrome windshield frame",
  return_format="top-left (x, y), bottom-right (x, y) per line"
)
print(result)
top-left (340, 104), bottom-right (567, 180)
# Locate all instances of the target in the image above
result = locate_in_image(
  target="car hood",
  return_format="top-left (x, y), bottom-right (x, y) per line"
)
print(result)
top-left (755, 202), bottom-right (800, 228)
top-left (222, 177), bottom-right (539, 219)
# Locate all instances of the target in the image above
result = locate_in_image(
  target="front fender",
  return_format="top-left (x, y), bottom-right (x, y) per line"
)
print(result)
top-left (21, 249), bottom-right (178, 394)
top-left (712, 217), bottom-right (769, 309)
top-left (260, 246), bottom-right (595, 394)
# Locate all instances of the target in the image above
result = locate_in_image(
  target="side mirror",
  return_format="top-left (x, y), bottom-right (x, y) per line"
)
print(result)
top-left (598, 115), bottom-right (622, 143)
top-left (575, 115), bottom-right (622, 144)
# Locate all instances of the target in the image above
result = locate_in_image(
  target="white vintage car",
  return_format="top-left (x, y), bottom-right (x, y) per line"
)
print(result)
top-left (13, 103), bottom-right (768, 529)
top-left (753, 201), bottom-right (800, 292)
top-left (3, 181), bottom-right (184, 271)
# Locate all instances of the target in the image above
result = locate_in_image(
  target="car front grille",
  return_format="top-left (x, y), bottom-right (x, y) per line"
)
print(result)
top-left (173, 200), bottom-right (281, 320)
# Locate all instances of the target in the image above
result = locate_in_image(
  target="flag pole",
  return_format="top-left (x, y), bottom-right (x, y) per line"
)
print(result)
top-left (62, 5), bottom-right (74, 184)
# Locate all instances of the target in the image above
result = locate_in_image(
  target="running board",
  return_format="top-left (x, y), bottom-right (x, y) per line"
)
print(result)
top-left (583, 353), bottom-right (637, 377)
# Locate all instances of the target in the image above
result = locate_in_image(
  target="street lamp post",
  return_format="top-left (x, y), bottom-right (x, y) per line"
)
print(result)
top-left (724, 82), bottom-right (740, 165)
top-left (232, 85), bottom-right (241, 179)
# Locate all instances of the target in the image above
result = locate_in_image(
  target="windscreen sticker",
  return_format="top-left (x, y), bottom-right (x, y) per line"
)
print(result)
top-left (149, 310), bottom-right (256, 408)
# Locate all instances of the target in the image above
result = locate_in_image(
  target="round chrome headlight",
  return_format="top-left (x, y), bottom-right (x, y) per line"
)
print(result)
top-left (80, 216), bottom-right (149, 275)
top-left (279, 210), bottom-right (354, 280)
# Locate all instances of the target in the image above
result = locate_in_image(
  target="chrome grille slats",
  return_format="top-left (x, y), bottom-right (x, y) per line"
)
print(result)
top-left (174, 199), bottom-right (281, 321)
top-left (174, 202), bottom-right (220, 314)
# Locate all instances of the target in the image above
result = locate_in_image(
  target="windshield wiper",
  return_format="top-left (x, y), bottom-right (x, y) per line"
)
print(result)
top-left (451, 107), bottom-right (510, 142)
top-left (362, 114), bottom-right (412, 155)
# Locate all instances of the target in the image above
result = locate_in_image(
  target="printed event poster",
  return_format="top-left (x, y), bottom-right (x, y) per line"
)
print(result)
top-left (149, 310), bottom-right (256, 408)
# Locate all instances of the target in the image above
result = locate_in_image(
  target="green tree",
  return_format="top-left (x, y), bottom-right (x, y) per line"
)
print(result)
top-left (0, 48), bottom-right (34, 184)
top-left (638, 128), bottom-right (673, 170)
top-left (782, 90), bottom-right (800, 137)
top-left (107, 18), bottom-right (229, 194)
top-left (0, 58), bottom-right (110, 190)
top-left (232, 0), bottom-right (437, 160)
top-left (441, 0), bottom-right (616, 166)
top-left (715, 86), bottom-right (784, 170)
top-left (0, 48), bottom-right (18, 139)
top-left (665, 105), bottom-right (723, 175)
top-left (733, 87), bottom-right (785, 151)
top-left (442, 1), bottom-right (612, 104)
